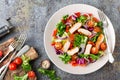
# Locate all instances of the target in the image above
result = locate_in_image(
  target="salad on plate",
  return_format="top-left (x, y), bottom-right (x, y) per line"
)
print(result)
top-left (51, 12), bottom-right (107, 67)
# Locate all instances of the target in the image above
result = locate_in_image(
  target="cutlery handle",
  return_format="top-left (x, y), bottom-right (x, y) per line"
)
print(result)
top-left (108, 52), bottom-right (114, 63)
top-left (0, 26), bottom-right (10, 38)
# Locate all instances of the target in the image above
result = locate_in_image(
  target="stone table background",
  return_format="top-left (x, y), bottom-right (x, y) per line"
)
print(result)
top-left (0, 0), bottom-right (120, 80)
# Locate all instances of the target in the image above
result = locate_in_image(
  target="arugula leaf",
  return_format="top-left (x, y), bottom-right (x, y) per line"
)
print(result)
top-left (14, 74), bottom-right (28, 80)
top-left (63, 14), bottom-right (69, 20)
top-left (21, 55), bottom-right (32, 72)
top-left (79, 54), bottom-right (100, 60)
top-left (91, 32), bottom-right (100, 42)
top-left (56, 22), bottom-right (66, 36)
top-left (73, 34), bottom-right (87, 47)
top-left (76, 15), bottom-right (87, 24)
top-left (38, 68), bottom-right (61, 80)
top-left (97, 21), bottom-right (103, 27)
top-left (59, 53), bottom-right (71, 64)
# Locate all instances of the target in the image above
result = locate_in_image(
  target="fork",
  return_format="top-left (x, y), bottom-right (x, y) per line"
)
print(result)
top-left (0, 34), bottom-right (27, 80)
top-left (0, 38), bottom-right (19, 63)
top-left (98, 10), bottom-right (114, 63)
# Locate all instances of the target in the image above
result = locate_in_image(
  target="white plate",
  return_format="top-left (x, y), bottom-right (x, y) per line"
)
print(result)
top-left (44, 4), bottom-right (115, 74)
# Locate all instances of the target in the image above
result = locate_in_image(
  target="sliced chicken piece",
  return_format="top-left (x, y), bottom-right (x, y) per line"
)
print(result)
top-left (67, 47), bottom-right (79, 55)
top-left (78, 28), bottom-right (92, 36)
top-left (69, 22), bottom-right (82, 34)
top-left (95, 34), bottom-right (104, 49)
top-left (84, 44), bottom-right (92, 54)
top-left (62, 40), bottom-right (70, 52)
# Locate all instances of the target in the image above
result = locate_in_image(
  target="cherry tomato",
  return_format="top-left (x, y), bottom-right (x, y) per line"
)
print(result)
top-left (13, 57), bottom-right (22, 65)
top-left (100, 42), bottom-right (107, 51)
top-left (88, 41), bottom-right (95, 46)
top-left (0, 50), bottom-right (3, 57)
top-left (66, 26), bottom-right (69, 32)
top-left (9, 63), bottom-right (17, 70)
top-left (70, 60), bottom-right (78, 67)
top-left (88, 13), bottom-right (93, 16)
top-left (71, 54), bottom-right (78, 61)
top-left (28, 71), bottom-right (36, 78)
top-left (75, 12), bottom-right (81, 17)
top-left (93, 17), bottom-right (99, 22)
top-left (69, 34), bottom-right (74, 41)
top-left (87, 20), bottom-right (94, 27)
top-left (91, 47), bottom-right (98, 54)
top-left (54, 42), bottom-right (62, 50)
top-left (94, 27), bottom-right (101, 32)
top-left (52, 29), bottom-right (57, 37)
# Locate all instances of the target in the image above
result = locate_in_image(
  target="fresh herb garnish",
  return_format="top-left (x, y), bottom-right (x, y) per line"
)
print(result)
top-left (59, 53), bottom-right (71, 64)
top-left (63, 14), bottom-right (69, 20)
top-left (14, 74), bottom-right (28, 80)
top-left (56, 22), bottom-right (66, 36)
top-left (91, 32), bottom-right (100, 42)
top-left (38, 68), bottom-right (61, 80)
top-left (21, 55), bottom-right (32, 72)
top-left (73, 34), bottom-right (87, 47)
top-left (76, 15), bottom-right (87, 24)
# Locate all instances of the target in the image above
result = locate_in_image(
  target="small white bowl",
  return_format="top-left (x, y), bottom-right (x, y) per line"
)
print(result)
top-left (44, 4), bottom-right (115, 74)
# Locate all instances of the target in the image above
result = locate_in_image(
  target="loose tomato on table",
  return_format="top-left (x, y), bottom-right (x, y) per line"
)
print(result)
top-left (9, 63), bottom-right (17, 70)
top-left (28, 71), bottom-right (36, 78)
top-left (0, 50), bottom-right (3, 57)
top-left (13, 57), bottom-right (22, 65)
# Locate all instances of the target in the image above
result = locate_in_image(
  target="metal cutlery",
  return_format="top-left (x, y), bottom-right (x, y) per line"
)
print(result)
top-left (0, 36), bottom-right (19, 63)
top-left (97, 10), bottom-right (114, 63)
top-left (0, 34), bottom-right (27, 80)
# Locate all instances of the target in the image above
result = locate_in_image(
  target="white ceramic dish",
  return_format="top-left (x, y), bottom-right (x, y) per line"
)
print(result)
top-left (44, 4), bottom-right (115, 74)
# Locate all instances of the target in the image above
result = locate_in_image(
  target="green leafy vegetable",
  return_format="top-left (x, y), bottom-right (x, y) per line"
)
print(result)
top-left (59, 53), bottom-right (71, 64)
top-left (21, 55), bottom-right (32, 72)
top-left (38, 68), bottom-right (61, 80)
top-left (97, 21), bottom-right (103, 27)
top-left (14, 74), bottom-right (28, 80)
top-left (91, 32), bottom-right (100, 42)
top-left (79, 54), bottom-right (100, 60)
top-left (56, 22), bottom-right (66, 36)
top-left (73, 34), bottom-right (87, 47)
top-left (63, 14), bottom-right (69, 20)
top-left (76, 15), bottom-right (87, 24)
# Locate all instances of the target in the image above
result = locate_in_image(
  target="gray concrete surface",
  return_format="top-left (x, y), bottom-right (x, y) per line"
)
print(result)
top-left (0, 0), bottom-right (120, 80)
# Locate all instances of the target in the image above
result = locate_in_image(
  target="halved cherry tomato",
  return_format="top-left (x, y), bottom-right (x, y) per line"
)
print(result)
top-left (71, 54), bottom-right (78, 61)
top-left (70, 61), bottom-right (78, 67)
top-left (52, 29), bottom-right (57, 37)
top-left (88, 41), bottom-right (95, 46)
top-left (100, 42), bottom-right (107, 51)
top-left (69, 34), bottom-right (74, 41)
top-left (0, 50), bottom-right (3, 57)
top-left (51, 42), bottom-right (56, 46)
top-left (79, 63), bottom-right (87, 67)
top-left (88, 13), bottom-right (93, 16)
top-left (54, 42), bottom-right (62, 50)
top-left (91, 46), bottom-right (98, 54)
top-left (94, 27), bottom-right (101, 32)
top-left (75, 12), bottom-right (81, 17)
top-left (28, 71), bottom-right (36, 78)
top-left (83, 14), bottom-right (88, 17)
top-left (93, 17), bottom-right (99, 22)
top-left (9, 63), bottom-right (17, 71)
top-left (87, 20), bottom-right (94, 27)
top-left (13, 57), bottom-right (22, 65)
top-left (66, 26), bottom-right (69, 32)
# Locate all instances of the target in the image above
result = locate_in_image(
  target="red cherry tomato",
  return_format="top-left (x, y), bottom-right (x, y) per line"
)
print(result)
top-left (100, 42), bottom-right (107, 51)
top-left (28, 71), bottom-right (36, 78)
top-left (13, 57), bottom-right (22, 65)
top-left (9, 63), bottom-right (17, 70)
top-left (75, 12), bottom-right (81, 17)
top-left (0, 50), bottom-right (3, 57)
